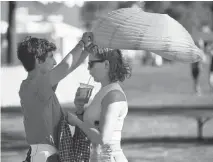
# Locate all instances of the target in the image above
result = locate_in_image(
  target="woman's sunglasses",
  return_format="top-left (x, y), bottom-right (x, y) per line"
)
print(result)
top-left (88, 60), bottom-right (105, 69)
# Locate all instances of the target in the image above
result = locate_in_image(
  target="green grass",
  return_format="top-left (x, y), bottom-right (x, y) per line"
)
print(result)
top-left (1, 63), bottom-right (213, 162)
top-left (122, 63), bottom-right (213, 104)
top-left (2, 113), bottom-right (213, 162)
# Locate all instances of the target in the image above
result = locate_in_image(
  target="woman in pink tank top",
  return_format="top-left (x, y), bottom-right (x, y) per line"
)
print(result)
top-left (68, 46), bottom-right (132, 162)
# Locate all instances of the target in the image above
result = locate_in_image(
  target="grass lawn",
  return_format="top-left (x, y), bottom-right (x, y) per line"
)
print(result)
top-left (122, 63), bottom-right (213, 106)
top-left (1, 62), bottom-right (213, 162)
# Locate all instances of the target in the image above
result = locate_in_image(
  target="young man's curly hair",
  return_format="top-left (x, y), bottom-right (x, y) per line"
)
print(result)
top-left (88, 45), bottom-right (132, 82)
top-left (17, 36), bottom-right (56, 72)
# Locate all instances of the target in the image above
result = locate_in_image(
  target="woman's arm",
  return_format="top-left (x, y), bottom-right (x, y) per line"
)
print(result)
top-left (69, 90), bottom-right (126, 145)
top-left (49, 32), bottom-right (92, 86)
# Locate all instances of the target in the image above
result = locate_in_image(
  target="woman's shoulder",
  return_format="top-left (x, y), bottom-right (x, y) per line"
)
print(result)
top-left (102, 89), bottom-right (126, 106)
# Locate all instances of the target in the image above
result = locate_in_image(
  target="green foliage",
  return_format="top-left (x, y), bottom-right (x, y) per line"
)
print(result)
top-left (80, 1), bottom-right (140, 30)
top-left (80, 1), bottom-right (118, 29)
top-left (80, 1), bottom-right (213, 34)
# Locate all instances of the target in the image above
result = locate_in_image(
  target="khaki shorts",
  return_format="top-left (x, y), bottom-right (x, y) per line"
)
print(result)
top-left (30, 144), bottom-right (57, 162)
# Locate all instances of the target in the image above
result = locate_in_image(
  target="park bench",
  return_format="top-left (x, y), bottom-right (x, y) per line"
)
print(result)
top-left (129, 105), bottom-right (213, 140)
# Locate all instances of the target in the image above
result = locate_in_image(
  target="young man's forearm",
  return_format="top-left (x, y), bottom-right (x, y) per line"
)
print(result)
top-left (49, 42), bottom-right (85, 86)
top-left (61, 41), bottom-right (85, 72)
top-left (69, 49), bottom-right (89, 72)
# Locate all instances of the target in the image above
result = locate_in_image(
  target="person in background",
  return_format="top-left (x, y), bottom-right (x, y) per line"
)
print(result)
top-left (206, 42), bottom-right (213, 92)
top-left (18, 32), bottom-right (92, 162)
top-left (191, 39), bottom-right (205, 95)
top-left (68, 46), bottom-right (131, 162)
top-left (209, 55), bottom-right (213, 92)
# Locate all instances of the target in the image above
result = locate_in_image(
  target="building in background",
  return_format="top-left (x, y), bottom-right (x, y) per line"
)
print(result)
top-left (1, 1), bottom-right (84, 65)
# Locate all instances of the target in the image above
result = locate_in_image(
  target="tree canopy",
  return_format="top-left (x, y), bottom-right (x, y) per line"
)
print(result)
top-left (80, 1), bottom-right (213, 34)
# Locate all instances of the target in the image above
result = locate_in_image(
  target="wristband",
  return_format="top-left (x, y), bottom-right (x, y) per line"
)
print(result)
top-left (75, 110), bottom-right (84, 115)
top-left (78, 40), bottom-right (85, 48)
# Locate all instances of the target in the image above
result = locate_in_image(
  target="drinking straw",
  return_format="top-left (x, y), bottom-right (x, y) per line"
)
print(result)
top-left (87, 76), bottom-right (92, 85)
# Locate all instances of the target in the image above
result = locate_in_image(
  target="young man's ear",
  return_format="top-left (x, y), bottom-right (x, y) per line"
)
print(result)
top-left (35, 57), bottom-right (40, 64)
top-left (104, 60), bottom-right (110, 69)
top-left (35, 57), bottom-right (43, 64)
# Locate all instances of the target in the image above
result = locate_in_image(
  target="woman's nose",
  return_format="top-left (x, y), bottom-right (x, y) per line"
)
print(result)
top-left (53, 59), bottom-right (57, 65)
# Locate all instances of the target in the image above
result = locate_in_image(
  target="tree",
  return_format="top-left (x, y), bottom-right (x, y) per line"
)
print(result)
top-left (80, 1), bottom-right (116, 30)
top-left (176, 2), bottom-right (213, 36)
top-left (6, 1), bottom-right (16, 64)
top-left (80, 1), bottom-right (213, 33)
top-left (80, 1), bottom-right (138, 30)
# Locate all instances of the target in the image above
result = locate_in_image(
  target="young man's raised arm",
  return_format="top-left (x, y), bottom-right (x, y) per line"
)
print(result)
top-left (49, 32), bottom-right (92, 86)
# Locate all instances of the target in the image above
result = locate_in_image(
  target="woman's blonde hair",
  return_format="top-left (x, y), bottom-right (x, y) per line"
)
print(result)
top-left (88, 45), bottom-right (132, 82)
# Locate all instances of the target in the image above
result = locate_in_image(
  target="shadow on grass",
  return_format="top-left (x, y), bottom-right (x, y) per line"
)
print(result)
top-left (121, 137), bottom-right (213, 145)
top-left (1, 132), bottom-right (28, 151)
top-left (2, 132), bottom-right (25, 141)
top-left (2, 133), bottom-right (213, 152)
top-left (2, 105), bottom-right (213, 152)
top-left (2, 104), bottom-right (213, 114)
top-left (1, 106), bottom-right (23, 114)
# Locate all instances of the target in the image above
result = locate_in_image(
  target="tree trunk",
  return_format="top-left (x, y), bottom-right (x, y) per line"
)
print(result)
top-left (6, 1), bottom-right (16, 65)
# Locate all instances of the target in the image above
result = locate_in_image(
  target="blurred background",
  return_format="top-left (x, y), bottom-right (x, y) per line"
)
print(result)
top-left (1, 1), bottom-right (213, 162)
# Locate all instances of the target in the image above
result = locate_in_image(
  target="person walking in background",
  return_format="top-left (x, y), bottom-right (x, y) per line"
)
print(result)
top-left (209, 54), bottom-right (213, 92)
top-left (191, 62), bottom-right (201, 95)
top-left (67, 46), bottom-right (131, 162)
top-left (191, 39), bottom-right (213, 95)
top-left (206, 42), bottom-right (213, 92)
top-left (18, 32), bottom-right (92, 162)
top-left (191, 39), bottom-right (205, 95)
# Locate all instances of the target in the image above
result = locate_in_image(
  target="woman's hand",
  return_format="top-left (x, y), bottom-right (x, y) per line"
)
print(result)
top-left (81, 32), bottom-right (93, 48)
top-left (74, 88), bottom-right (85, 109)
top-left (67, 112), bottom-right (79, 126)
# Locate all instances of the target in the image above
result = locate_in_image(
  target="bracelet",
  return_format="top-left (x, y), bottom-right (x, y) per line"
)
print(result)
top-left (75, 110), bottom-right (84, 115)
top-left (77, 40), bottom-right (85, 49)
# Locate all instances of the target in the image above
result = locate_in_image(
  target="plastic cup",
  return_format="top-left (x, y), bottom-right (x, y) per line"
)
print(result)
top-left (75, 83), bottom-right (94, 104)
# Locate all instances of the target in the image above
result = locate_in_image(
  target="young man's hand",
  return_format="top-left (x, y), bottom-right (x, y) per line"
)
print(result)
top-left (81, 32), bottom-right (93, 48)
